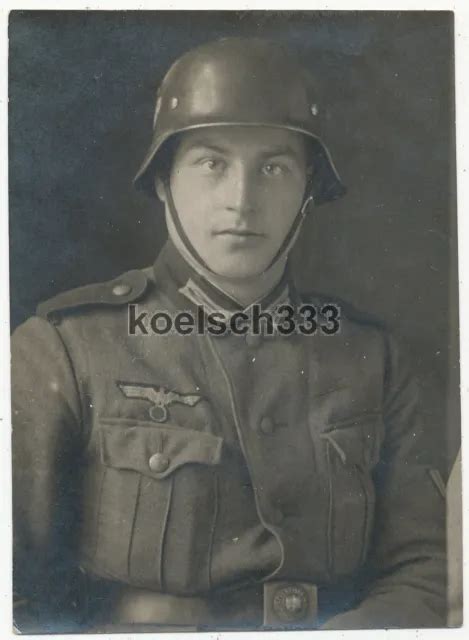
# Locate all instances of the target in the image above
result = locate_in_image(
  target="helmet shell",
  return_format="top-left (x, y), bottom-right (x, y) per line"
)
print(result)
top-left (134, 37), bottom-right (346, 205)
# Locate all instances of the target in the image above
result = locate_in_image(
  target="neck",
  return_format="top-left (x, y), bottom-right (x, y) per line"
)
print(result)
top-left (165, 209), bottom-right (287, 307)
top-left (202, 257), bottom-right (288, 307)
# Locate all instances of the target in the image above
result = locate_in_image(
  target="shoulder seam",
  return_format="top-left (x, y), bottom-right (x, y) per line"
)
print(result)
top-left (37, 269), bottom-right (150, 322)
top-left (299, 290), bottom-right (387, 330)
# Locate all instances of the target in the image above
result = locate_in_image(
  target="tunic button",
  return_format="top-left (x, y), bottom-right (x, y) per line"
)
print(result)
top-left (148, 453), bottom-right (170, 473)
top-left (112, 283), bottom-right (132, 297)
top-left (259, 416), bottom-right (274, 435)
top-left (245, 333), bottom-right (261, 348)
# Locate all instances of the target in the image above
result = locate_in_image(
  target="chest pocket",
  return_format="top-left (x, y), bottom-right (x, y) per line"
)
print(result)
top-left (82, 420), bottom-right (223, 593)
top-left (320, 413), bottom-right (383, 578)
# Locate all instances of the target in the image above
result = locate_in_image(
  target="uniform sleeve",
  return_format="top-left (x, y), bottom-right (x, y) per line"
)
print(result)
top-left (11, 316), bottom-right (84, 629)
top-left (321, 333), bottom-right (447, 629)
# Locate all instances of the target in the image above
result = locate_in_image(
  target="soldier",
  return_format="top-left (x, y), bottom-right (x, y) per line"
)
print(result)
top-left (11, 37), bottom-right (447, 632)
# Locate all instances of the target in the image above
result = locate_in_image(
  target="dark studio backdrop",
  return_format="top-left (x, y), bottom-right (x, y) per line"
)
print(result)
top-left (9, 10), bottom-right (459, 475)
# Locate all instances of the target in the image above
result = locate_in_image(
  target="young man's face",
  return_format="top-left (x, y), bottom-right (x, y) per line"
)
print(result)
top-left (156, 126), bottom-right (309, 279)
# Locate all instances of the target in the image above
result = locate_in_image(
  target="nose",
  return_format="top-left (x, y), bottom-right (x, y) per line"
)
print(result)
top-left (224, 163), bottom-right (257, 216)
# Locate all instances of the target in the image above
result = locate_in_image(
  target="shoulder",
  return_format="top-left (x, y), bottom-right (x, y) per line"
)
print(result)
top-left (36, 267), bottom-right (154, 324)
top-left (298, 289), bottom-right (388, 333)
top-left (12, 268), bottom-right (155, 379)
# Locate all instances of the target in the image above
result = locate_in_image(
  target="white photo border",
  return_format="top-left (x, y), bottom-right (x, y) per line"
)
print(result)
top-left (1, 2), bottom-right (467, 639)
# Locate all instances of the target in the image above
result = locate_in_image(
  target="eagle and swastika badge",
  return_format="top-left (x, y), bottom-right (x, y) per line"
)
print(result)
top-left (117, 382), bottom-right (202, 423)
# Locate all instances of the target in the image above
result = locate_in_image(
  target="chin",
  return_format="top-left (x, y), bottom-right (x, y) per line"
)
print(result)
top-left (209, 257), bottom-right (268, 280)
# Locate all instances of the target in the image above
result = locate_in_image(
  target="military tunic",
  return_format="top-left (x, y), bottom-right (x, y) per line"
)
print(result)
top-left (12, 241), bottom-right (447, 631)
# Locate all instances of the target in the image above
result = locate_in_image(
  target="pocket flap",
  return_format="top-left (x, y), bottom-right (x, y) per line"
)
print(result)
top-left (99, 422), bottom-right (224, 479)
top-left (321, 413), bottom-right (383, 468)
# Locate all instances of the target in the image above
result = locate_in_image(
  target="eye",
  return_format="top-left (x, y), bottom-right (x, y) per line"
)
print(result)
top-left (198, 157), bottom-right (225, 172)
top-left (262, 163), bottom-right (285, 177)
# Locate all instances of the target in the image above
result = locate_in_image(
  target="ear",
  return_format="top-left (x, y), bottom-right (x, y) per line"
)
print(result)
top-left (155, 176), bottom-right (167, 203)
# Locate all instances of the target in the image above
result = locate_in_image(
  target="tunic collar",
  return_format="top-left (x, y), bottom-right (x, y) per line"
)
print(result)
top-left (152, 240), bottom-right (300, 317)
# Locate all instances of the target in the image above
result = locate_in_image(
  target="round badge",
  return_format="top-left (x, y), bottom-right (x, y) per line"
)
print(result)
top-left (273, 585), bottom-right (308, 622)
top-left (149, 404), bottom-right (168, 423)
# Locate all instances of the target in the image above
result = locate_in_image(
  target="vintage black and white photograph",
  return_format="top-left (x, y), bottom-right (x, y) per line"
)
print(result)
top-left (8, 8), bottom-right (461, 634)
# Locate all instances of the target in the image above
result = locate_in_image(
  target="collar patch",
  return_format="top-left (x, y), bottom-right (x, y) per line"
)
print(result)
top-left (179, 278), bottom-right (291, 319)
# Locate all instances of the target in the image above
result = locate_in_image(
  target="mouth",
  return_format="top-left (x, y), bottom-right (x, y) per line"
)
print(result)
top-left (214, 229), bottom-right (265, 238)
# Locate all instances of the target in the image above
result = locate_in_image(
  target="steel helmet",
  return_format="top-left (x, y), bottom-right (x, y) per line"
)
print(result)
top-left (134, 37), bottom-right (346, 206)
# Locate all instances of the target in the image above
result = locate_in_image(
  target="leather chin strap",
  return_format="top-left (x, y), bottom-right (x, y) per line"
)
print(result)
top-left (164, 179), bottom-right (212, 270)
top-left (162, 178), bottom-right (313, 281)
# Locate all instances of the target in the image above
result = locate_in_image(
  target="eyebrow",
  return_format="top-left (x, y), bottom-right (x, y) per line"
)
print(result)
top-left (258, 145), bottom-right (300, 160)
top-left (182, 140), bottom-right (302, 160)
top-left (182, 141), bottom-right (228, 155)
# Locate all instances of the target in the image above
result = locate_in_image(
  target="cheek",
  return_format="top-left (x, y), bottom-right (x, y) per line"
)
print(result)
top-left (263, 171), bottom-right (306, 202)
top-left (170, 171), bottom-right (212, 235)
top-left (262, 180), bottom-right (306, 229)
